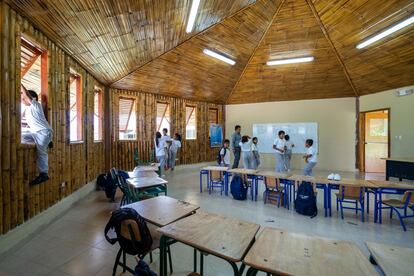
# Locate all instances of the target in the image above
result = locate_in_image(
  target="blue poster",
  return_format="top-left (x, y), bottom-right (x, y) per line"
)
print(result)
top-left (210, 124), bottom-right (223, 147)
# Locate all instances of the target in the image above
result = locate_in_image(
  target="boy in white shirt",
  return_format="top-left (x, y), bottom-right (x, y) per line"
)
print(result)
top-left (303, 139), bottom-right (317, 176)
top-left (220, 139), bottom-right (231, 167)
top-left (251, 137), bottom-right (260, 169)
top-left (284, 134), bottom-right (294, 172)
top-left (273, 130), bottom-right (286, 172)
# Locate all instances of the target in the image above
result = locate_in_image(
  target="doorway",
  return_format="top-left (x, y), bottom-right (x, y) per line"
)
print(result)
top-left (359, 109), bottom-right (390, 173)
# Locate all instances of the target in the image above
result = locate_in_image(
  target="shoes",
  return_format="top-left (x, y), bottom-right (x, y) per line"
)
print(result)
top-left (328, 173), bottom-right (335, 180)
top-left (30, 173), bottom-right (49, 186)
top-left (334, 174), bottom-right (341, 181)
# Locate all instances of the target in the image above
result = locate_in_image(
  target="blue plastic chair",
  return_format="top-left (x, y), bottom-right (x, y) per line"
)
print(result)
top-left (382, 191), bottom-right (414, 231)
top-left (208, 170), bottom-right (225, 195)
top-left (336, 186), bottom-right (365, 222)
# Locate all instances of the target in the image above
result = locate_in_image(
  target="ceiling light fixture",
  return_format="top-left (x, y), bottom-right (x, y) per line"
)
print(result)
top-left (356, 16), bottom-right (414, 49)
top-left (266, 56), bottom-right (314, 66)
top-left (203, 49), bottom-right (236, 65)
top-left (186, 0), bottom-right (200, 33)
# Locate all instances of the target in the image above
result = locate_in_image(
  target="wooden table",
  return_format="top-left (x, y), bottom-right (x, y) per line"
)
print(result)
top-left (157, 212), bottom-right (260, 276)
top-left (244, 227), bottom-right (377, 276)
top-left (126, 176), bottom-right (168, 197)
top-left (128, 170), bottom-right (159, 178)
top-left (123, 196), bottom-right (199, 227)
top-left (228, 168), bottom-right (259, 201)
top-left (200, 166), bottom-right (229, 195)
top-left (366, 241), bottom-right (414, 276)
top-left (382, 157), bottom-right (414, 181)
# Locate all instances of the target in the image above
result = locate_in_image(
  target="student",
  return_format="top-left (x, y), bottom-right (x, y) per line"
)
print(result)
top-left (284, 135), bottom-right (294, 172)
top-left (273, 130), bottom-right (286, 172)
top-left (21, 86), bottom-right (53, 185)
top-left (251, 137), bottom-right (260, 169)
top-left (239, 135), bottom-right (253, 169)
top-left (168, 133), bottom-right (182, 171)
top-left (231, 125), bottom-right (242, 168)
top-left (154, 132), bottom-right (166, 176)
top-left (219, 139), bottom-right (231, 167)
top-left (303, 139), bottom-right (317, 176)
top-left (161, 128), bottom-right (171, 141)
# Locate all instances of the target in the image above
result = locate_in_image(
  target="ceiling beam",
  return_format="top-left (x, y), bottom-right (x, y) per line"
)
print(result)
top-left (111, 1), bottom-right (258, 88)
top-left (225, 0), bottom-right (286, 104)
top-left (305, 0), bottom-right (359, 97)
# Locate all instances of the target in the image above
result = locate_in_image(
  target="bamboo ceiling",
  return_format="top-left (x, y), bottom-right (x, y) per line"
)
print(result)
top-left (9, 0), bottom-right (414, 104)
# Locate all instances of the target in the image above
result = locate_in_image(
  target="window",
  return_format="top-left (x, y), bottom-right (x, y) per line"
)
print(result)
top-left (94, 87), bottom-right (103, 141)
top-left (185, 105), bottom-right (197, 140)
top-left (20, 36), bottom-right (48, 133)
top-left (69, 70), bottom-right (83, 142)
top-left (156, 102), bottom-right (171, 133)
top-left (119, 97), bottom-right (137, 140)
top-left (209, 108), bottom-right (219, 125)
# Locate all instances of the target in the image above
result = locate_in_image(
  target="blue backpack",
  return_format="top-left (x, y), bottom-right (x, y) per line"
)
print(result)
top-left (230, 174), bottom-right (248, 200)
top-left (294, 181), bottom-right (317, 218)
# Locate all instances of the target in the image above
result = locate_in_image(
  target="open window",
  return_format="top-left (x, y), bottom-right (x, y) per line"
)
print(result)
top-left (69, 69), bottom-right (83, 142)
top-left (20, 36), bottom-right (48, 135)
top-left (209, 108), bottom-right (219, 125)
top-left (185, 105), bottom-right (197, 140)
top-left (119, 97), bottom-right (137, 140)
top-left (94, 87), bottom-right (103, 141)
top-left (156, 102), bottom-right (171, 133)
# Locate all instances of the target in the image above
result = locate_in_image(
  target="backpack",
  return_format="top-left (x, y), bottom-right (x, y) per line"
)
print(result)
top-left (230, 174), bottom-right (248, 200)
top-left (216, 147), bottom-right (227, 165)
top-left (294, 181), bottom-right (317, 218)
top-left (104, 208), bottom-right (153, 258)
top-left (96, 173), bottom-right (107, 190)
top-left (134, 259), bottom-right (157, 276)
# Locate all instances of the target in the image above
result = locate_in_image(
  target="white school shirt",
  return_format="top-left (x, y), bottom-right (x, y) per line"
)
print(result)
top-left (155, 138), bottom-right (166, 157)
top-left (307, 146), bottom-right (317, 163)
top-left (171, 140), bottom-right (181, 153)
top-left (273, 138), bottom-right (285, 154)
top-left (26, 99), bottom-right (51, 133)
top-left (285, 141), bottom-right (294, 150)
top-left (239, 139), bottom-right (252, 152)
top-left (220, 148), bottom-right (230, 165)
top-left (251, 143), bottom-right (259, 152)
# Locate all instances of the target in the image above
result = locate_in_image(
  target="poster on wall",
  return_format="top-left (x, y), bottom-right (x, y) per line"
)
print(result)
top-left (210, 124), bottom-right (223, 147)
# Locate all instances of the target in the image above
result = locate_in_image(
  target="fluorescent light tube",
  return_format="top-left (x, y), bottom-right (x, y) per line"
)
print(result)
top-left (356, 16), bottom-right (414, 49)
top-left (266, 56), bottom-right (314, 66)
top-left (203, 49), bottom-right (236, 65)
top-left (186, 0), bottom-right (200, 33)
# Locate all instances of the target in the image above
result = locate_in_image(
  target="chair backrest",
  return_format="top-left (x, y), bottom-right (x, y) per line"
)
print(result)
top-left (210, 170), bottom-right (223, 181)
top-left (339, 185), bottom-right (365, 199)
top-left (402, 191), bottom-right (414, 205)
top-left (265, 177), bottom-right (281, 190)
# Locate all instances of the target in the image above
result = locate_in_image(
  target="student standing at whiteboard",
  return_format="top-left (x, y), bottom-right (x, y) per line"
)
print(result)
top-left (273, 130), bottom-right (286, 172)
top-left (284, 135), bottom-right (294, 172)
top-left (239, 135), bottom-right (253, 169)
top-left (251, 137), bottom-right (260, 169)
top-left (303, 139), bottom-right (317, 176)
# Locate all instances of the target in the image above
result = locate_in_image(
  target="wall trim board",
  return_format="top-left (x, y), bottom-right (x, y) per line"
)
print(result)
top-left (0, 180), bottom-right (96, 255)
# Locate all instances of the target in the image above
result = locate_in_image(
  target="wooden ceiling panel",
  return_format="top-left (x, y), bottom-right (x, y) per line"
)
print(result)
top-left (312, 0), bottom-right (414, 95)
top-left (228, 0), bottom-right (355, 104)
top-left (113, 0), bottom-right (284, 103)
top-left (8, 0), bottom-right (256, 84)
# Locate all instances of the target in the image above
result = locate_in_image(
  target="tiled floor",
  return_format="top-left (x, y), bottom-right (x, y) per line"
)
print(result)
top-left (1, 164), bottom-right (413, 276)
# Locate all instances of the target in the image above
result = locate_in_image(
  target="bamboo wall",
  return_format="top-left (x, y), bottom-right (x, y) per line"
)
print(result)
top-left (110, 89), bottom-right (225, 171)
top-left (0, 2), bottom-right (105, 235)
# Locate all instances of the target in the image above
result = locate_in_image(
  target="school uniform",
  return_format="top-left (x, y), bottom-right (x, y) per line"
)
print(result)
top-left (231, 132), bottom-right (241, 168)
top-left (273, 138), bottom-right (286, 172)
top-left (155, 138), bottom-right (166, 176)
top-left (303, 146), bottom-right (317, 176)
top-left (168, 139), bottom-right (181, 169)
top-left (284, 141), bottom-right (294, 171)
top-left (251, 143), bottom-right (260, 169)
top-left (239, 139), bottom-right (253, 169)
top-left (220, 147), bottom-right (231, 167)
top-left (21, 99), bottom-right (52, 174)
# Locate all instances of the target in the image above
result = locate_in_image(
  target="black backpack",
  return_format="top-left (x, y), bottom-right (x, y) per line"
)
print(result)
top-left (98, 172), bottom-right (117, 201)
top-left (216, 147), bottom-right (227, 165)
top-left (104, 208), bottom-right (153, 258)
top-left (294, 181), bottom-right (317, 218)
top-left (230, 174), bottom-right (248, 200)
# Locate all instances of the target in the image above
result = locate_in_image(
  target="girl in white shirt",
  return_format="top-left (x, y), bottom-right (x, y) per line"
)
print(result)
top-left (284, 135), bottom-right (294, 172)
top-left (273, 130), bottom-right (286, 172)
top-left (168, 133), bottom-right (182, 171)
top-left (239, 135), bottom-right (253, 169)
top-left (303, 139), bottom-right (317, 176)
top-left (21, 86), bottom-right (53, 185)
top-left (154, 132), bottom-right (166, 176)
top-left (251, 137), bottom-right (260, 169)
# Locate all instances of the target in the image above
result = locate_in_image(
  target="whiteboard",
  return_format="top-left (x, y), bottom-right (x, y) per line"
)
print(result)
top-left (252, 123), bottom-right (318, 154)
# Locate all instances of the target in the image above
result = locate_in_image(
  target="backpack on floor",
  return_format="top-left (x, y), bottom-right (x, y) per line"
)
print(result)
top-left (100, 171), bottom-right (117, 201)
top-left (104, 207), bottom-right (153, 258)
top-left (230, 174), bottom-right (248, 200)
top-left (216, 147), bottom-right (226, 165)
top-left (134, 259), bottom-right (157, 276)
top-left (294, 181), bottom-right (317, 218)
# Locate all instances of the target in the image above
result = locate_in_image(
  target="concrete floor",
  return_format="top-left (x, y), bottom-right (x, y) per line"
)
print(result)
top-left (1, 164), bottom-right (413, 276)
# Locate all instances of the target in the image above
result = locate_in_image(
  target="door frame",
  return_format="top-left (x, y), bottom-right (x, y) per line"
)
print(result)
top-left (358, 108), bottom-right (391, 172)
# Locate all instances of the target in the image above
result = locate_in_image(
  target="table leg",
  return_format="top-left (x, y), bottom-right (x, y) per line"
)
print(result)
top-left (193, 249), bottom-right (197, 272)
top-left (323, 185), bottom-right (327, 217)
top-left (246, 267), bottom-right (258, 276)
top-left (255, 176), bottom-right (258, 201)
top-left (200, 251), bottom-right (204, 276)
top-left (328, 185), bottom-right (332, 217)
top-left (159, 235), bottom-right (167, 276)
top-left (199, 171), bottom-right (203, 193)
top-left (224, 259), bottom-right (240, 276)
top-left (374, 189), bottom-right (378, 223)
top-left (379, 189), bottom-right (383, 224)
top-left (164, 184), bottom-right (167, 196)
top-left (366, 191), bottom-right (369, 214)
